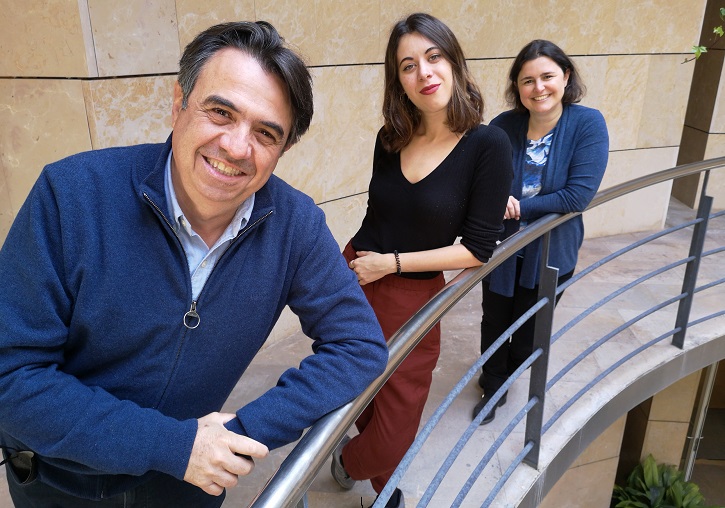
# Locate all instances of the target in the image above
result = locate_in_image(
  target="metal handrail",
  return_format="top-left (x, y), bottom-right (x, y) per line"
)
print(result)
top-left (248, 155), bottom-right (725, 508)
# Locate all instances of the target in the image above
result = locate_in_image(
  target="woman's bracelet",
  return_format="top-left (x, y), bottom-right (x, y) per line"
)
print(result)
top-left (393, 250), bottom-right (401, 276)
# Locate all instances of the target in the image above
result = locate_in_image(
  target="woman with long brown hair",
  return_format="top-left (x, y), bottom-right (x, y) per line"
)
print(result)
top-left (330, 13), bottom-right (513, 507)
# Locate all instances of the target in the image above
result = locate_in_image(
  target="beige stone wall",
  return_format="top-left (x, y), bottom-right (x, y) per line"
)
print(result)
top-left (1, 0), bottom-right (714, 337)
top-left (540, 371), bottom-right (703, 508)
top-left (672, 0), bottom-right (725, 209)
top-left (615, 371), bottom-right (703, 488)
top-left (0, 0), bottom-right (712, 246)
top-left (539, 415), bottom-right (627, 508)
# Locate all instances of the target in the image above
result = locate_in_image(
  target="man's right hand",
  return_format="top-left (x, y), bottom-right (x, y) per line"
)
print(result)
top-left (183, 412), bottom-right (269, 496)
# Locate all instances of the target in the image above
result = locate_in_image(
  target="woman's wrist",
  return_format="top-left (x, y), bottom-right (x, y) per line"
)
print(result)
top-left (393, 251), bottom-right (402, 275)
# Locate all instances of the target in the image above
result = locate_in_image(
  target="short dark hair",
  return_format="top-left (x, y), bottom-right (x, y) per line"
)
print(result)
top-left (178, 21), bottom-right (313, 148)
top-left (380, 13), bottom-right (483, 153)
top-left (505, 39), bottom-right (586, 113)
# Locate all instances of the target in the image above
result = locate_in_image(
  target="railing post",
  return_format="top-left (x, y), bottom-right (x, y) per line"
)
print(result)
top-left (672, 194), bottom-right (712, 348)
top-left (524, 231), bottom-right (559, 468)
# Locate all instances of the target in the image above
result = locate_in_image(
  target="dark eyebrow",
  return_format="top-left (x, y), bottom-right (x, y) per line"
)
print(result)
top-left (203, 94), bottom-right (238, 112)
top-left (202, 94), bottom-right (286, 140)
top-left (519, 70), bottom-right (558, 83)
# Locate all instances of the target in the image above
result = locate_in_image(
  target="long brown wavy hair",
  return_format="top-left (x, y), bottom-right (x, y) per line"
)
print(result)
top-left (380, 13), bottom-right (484, 153)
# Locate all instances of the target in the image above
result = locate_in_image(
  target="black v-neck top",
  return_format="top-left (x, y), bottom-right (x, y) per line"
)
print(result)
top-left (351, 124), bottom-right (513, 279)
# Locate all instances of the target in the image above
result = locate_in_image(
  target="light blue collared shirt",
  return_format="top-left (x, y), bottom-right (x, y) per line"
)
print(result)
top-left (164, 152), bottom-right (254, 299)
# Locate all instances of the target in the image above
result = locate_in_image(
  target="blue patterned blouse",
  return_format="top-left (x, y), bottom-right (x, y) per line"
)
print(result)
top-left (522, 130), bottom-right (555, 199)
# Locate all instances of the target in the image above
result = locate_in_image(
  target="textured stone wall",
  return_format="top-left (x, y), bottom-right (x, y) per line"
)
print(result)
top-left (1, 0), bottom-right (713, 247)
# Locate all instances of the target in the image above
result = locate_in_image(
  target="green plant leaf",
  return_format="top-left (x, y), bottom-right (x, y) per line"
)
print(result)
top-left (669, 482), bottom-right (684, 506)
top-left (627, 502), bottom-right (648, 508)
top-left (629, 462), bottom-right (646, 483)
top-left (720, 7), bottom-right (725, 19)
top-left (614, 455), bottom-right (715, 507)
top-left (643, 455), bottom-right (662, 489)
top-left (612, 485), bottom-right (632, 505)
top-left (681, 485), bottom-right (705, 507)
top-left (692, 46), bottom-right (708, 58)
top-left (665, 465), bottom-right (684, 488)
top-left (614, 501), bottom-right (634, 508)
top-left (714, 26), bottom-right (724, 37)
top-left (662, 467), bottom-right (674, 488)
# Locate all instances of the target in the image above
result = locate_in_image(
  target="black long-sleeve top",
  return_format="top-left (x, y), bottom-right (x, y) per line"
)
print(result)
top-left (351, 124), bottom-right (514, 279)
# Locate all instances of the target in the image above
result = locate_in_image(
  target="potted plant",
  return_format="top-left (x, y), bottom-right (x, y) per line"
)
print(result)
top-left (611, 454), bottom-right (720, 508)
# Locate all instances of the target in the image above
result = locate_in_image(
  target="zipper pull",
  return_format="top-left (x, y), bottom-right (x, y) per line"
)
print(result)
top-left (183, 301), bottom-right (200, 329)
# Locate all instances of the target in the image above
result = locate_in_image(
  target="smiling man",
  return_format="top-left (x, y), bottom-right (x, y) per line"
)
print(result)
top-left (0, 21), bottom-right (387, 508)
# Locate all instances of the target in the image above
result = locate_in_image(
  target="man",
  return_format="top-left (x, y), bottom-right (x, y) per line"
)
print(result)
top-left (0, 21), bottom-right (387, 507)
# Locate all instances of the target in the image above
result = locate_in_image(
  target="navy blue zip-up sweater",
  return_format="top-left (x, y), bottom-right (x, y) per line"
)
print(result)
top-left (0, 138), bottom-right (387, 499)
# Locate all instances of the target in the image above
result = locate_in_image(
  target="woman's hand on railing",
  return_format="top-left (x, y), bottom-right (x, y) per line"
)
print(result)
top-left (504, 195), bottom-right (520, 220)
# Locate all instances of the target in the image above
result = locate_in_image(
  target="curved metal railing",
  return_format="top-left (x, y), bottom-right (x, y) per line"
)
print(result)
top-left (248, 156), bottom-right (725, 507)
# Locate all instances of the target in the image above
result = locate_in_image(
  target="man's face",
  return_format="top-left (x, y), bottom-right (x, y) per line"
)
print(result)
top-left (170, 47), bottom-right (293, 220)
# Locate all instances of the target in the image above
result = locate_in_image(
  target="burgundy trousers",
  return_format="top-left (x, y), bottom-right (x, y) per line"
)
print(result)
top-left (341, 242), bottom-right (444, 493)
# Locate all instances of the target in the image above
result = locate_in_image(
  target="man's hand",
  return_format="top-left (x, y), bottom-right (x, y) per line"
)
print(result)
top-left (183, 412), bottom-right (269, 496)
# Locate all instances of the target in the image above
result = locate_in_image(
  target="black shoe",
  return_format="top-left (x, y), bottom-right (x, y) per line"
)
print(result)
top-left (369, 488), bottom-right (404, 508)
top-left (472, 392), bottom-right (507, 425)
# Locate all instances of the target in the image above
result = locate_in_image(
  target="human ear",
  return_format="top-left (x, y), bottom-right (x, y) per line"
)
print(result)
top-left (171, 81), bottom-right (184, 128)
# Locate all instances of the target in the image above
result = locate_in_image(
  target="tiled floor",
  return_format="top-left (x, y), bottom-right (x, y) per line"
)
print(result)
top-left (1, 197), bottom-right (723, 507)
